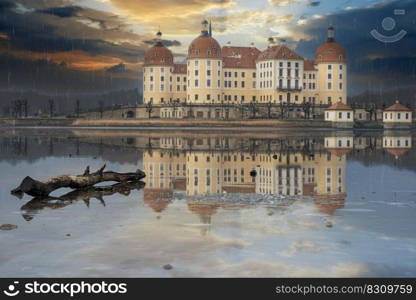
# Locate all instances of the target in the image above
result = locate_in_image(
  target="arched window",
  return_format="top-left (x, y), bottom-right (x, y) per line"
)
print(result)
top-left (126, 111), bottom-right (135, 118)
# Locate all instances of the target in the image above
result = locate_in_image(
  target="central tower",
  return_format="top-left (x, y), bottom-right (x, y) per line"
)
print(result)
top-left (315, 25), bottom-right (347, 105)
top-left (187, 20), bottom-right (222, 104)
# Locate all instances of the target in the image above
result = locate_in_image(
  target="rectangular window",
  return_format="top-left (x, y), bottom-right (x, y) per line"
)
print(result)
top-left (207, 70), bottom-right (211, 76)
top-left (195, 70), bottom-right (198, 76)
top-left (207, 79), bottom-right (211, 87)
top-left (242, 72), bottom-right (245, 78)
top-left (206, 169), bottom-right (210, 186)
top-left (195, 80), bottom-right (198, 87)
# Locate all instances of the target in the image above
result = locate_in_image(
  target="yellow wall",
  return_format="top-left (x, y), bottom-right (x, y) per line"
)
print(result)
top-left (383, 111), bottom-right (412, 123)
top-left (143, 66), bottom-right (174, 104)
top-left (222, 68), bottom-right (257, 103)
top-left (187, 59), bottom-right (222, 104)
top-left (317, 63), bottom-right (347, 105)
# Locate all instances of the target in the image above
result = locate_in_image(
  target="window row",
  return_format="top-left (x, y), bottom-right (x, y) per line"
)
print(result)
top-left (187, 60), bottom-right (221, 67)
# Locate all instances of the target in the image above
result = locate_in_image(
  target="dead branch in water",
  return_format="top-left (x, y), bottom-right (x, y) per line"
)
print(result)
top-left (20, 181), bottom-right (145, 221)
top-left (11, 164), bottom-right (146, 197)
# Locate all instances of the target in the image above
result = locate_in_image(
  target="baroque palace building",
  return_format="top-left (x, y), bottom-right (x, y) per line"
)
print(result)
top-left (142, 20), bottom-right (347, 119)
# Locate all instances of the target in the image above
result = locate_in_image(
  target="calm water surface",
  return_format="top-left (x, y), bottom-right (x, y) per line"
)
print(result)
top-left (0, 128), bottom-right (415, 277)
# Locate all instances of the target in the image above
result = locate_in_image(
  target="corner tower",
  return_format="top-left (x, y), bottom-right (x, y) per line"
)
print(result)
top-left (186, 20), bottom-right (222, 104)
top-left (315, 26), bottom-right (347, 105)
top-left (143, 31), bottom-right (174, 105)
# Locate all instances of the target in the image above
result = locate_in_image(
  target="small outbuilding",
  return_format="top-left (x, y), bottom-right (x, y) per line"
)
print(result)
top-left (324, 101), bottom-right (354, 128)
top-left (383, 101), bottom-right (413, 129)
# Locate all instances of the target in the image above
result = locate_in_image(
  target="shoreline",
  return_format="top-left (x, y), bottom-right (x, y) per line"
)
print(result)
top-left (0, 118), bottom-right (413, 131)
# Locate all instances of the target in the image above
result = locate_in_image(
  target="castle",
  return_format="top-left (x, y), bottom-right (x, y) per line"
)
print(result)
top-left (142, 20), bottom-right (347, 119)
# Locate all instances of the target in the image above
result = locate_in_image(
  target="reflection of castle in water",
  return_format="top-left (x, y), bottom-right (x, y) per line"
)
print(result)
top-left (142, 133), bottom-right (413, 221)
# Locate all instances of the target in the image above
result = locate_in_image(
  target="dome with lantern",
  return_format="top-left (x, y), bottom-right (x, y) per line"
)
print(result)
top-left (316, 25), bottom-right (346, 63)
top-left (144, 31), bottom-right (174, 66)
top-left (188, 20), bottom-right (221, 59)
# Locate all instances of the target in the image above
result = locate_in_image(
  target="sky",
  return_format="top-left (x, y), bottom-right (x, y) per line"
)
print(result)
top-left (0, 0), bottom-right (415, 95)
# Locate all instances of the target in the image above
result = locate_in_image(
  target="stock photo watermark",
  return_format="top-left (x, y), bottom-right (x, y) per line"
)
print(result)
top-left (370, 9), bottom-right (407, 43)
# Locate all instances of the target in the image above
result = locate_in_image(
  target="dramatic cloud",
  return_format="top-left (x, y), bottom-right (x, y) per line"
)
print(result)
top-left (291, 0), bottom-right (416, 93)
top-left (143, 39), bottom-right (182, 47)
top-left (308, 1), bottom-right (320, 7)
top-left (268, 0), bottom-right (302, 7)
top-left (106, 63), bottom-right (127, 73)
top-left (107, 0), bottom-right (236, 34)
top-left (0, 0), bottom-right (150, 92)
top-left (38, 6), bottom-right (83, 18)
top-left (0, 0), bottom-right (414, 97)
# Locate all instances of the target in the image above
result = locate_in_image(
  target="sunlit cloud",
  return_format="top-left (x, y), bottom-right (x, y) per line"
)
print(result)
top-left (268, 0), bottom-right (302, 7)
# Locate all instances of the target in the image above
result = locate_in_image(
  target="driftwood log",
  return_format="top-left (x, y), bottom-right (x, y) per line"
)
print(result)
top-left (21, 181), bottom-right (145, 221)
top-left (11, 164), bottom-right (146, 197)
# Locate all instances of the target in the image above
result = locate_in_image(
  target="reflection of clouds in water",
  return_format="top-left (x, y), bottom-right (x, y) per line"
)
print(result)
top-left (70, 200), bottom-right (354, 277)
top-left (280, 240), bottom-right (327, 257)
top-left (200, 260), bottom-right (368, 278)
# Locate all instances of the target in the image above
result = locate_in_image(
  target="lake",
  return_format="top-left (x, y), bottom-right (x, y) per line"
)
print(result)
top-left (0, 128), bottom-right (415, 277)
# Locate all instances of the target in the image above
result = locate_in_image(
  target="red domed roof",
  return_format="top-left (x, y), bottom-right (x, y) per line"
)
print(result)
top-left (316, 41), bottom-right (346, 63)
top-left (144, 44), bottom-right (173, 67)
top-left (188, 35), bottom-right (221, 59)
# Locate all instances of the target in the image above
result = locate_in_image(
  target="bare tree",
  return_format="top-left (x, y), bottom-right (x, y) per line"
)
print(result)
top-left (48, 99), bottom-right (55, 118)
top-left (98, 100), bottom-right (104, 119)
top-left (249, 101), bottom-right (257, 119)
top-left (267, 101), bottom-right (272, 119)
top-left (146, 101), bottom-right (153, 119)
top-left (22, 99), bottom-right (28, 118)
top-left (365, 103), bottom-right (377, 121)
top-left (12, 100), bottom-right (23, 119)
top-left (75, 99), bottom-right (80, 118)
top-left (302, 101), bottom-right (311, 119)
